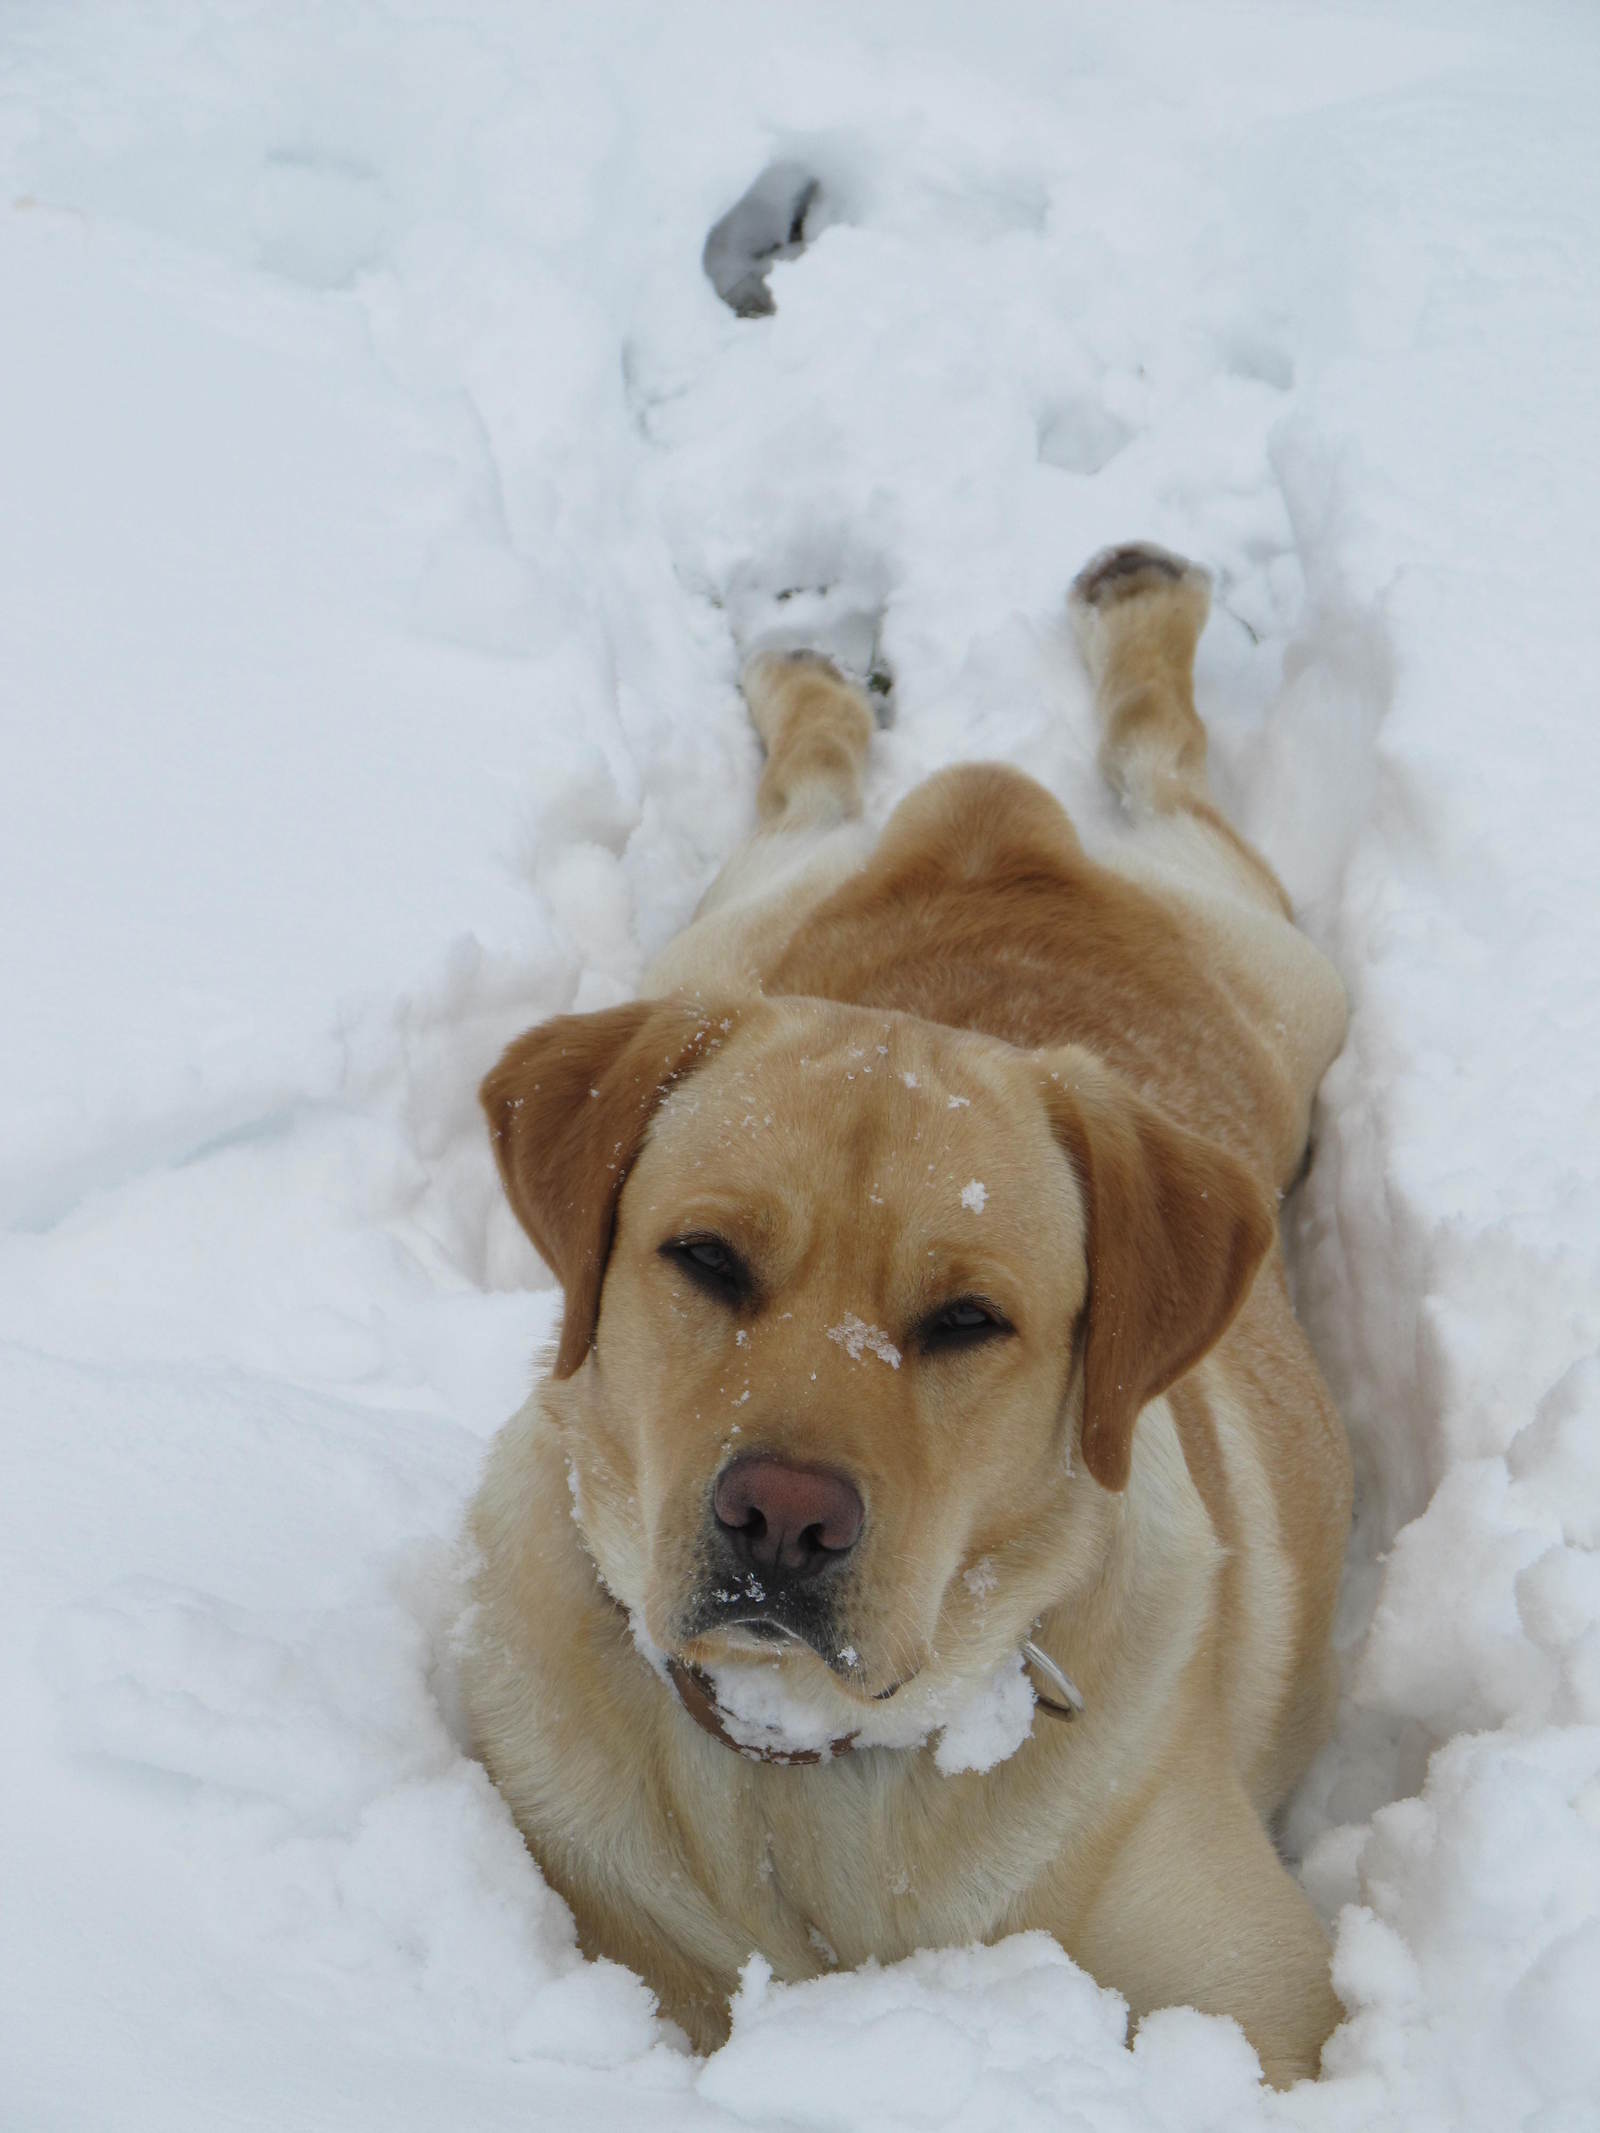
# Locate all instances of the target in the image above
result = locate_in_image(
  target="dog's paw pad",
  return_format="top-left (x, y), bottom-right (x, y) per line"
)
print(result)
top-left (1070, 542), bottom-right (1208, 609)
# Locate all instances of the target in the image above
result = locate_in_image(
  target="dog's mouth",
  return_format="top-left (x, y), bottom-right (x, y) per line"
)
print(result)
top-left (683, 1593), bottom-right (848, 1668)
top-left (725, 1615), bottom-right (791, 1647)
top-left (701, 1612), bottom-right (913, 1700)
top-left (677, 1580), bottom-right (916, 1703)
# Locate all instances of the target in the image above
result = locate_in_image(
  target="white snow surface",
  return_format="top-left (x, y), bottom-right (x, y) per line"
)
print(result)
top-left (4, 1), bottom-right (1600, 2125)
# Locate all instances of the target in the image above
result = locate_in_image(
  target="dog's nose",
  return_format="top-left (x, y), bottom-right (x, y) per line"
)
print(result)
top-left (712, 1456), bottom-right (864, 1579)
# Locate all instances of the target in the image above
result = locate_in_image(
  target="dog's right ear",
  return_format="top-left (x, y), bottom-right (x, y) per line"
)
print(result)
top-left (481, 997), bottom-right (738, 1377)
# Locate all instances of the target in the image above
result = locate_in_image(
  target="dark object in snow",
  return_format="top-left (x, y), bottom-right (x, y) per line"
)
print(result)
top-left (703, 161), bottom-right (821, 317)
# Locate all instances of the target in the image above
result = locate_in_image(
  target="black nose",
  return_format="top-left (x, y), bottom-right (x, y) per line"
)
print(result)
top-left (712, 1456), bottom-right (864, 1580)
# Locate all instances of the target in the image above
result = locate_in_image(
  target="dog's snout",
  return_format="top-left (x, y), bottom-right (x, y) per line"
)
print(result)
top-left (712, 1455), bottom-right (863, 1579)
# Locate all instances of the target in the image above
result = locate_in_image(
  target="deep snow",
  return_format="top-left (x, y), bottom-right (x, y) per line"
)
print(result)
top-left (4, 1), bottom-right (1600, 2127)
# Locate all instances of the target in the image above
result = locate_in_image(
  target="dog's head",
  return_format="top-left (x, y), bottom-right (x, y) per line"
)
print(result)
top-left (483, 993), bottom-right (1269, 1726)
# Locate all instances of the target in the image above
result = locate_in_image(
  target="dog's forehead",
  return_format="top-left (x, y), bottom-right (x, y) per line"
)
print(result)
top-left (637, 1002), bottom-right (1077, 1249)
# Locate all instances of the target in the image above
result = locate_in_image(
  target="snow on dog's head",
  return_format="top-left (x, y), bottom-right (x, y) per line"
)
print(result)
top-left (479, 993), bottom-right (1268, 1734)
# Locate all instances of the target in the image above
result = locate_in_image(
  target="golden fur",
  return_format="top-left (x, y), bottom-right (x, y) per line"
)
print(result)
top-left (464, 545), bottom-right (1352, 2086)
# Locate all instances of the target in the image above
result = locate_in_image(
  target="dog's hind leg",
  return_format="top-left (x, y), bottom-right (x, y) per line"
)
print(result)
top-left (1069, 541), bottom-right (1347, 1185)
top-left (1070, 543), bottom-right (1290, 917)
top-left (742, 649), bottom-right (876, 831)
top-left (641, 652), bottom-right (876, 997)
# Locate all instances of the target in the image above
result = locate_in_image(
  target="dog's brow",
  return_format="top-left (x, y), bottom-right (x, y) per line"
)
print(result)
top-left (906, 1249), bottom-right (1027, 1310)
top-left (653, 1194), bottom-right (786, 1255)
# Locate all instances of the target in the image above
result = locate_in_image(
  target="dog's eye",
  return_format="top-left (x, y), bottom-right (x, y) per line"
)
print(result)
top-left (921, 1297), bottom-right (1013, 1350)
top-left (660, 1234), bottom-right (750, 1301)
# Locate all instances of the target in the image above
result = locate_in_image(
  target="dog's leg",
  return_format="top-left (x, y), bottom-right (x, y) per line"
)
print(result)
top-left (742, 649), bottom-right (875, 831)
top-left (1038, 1765), bottom-right (1342, 2089)
top-left (1069, 540), bottom-right (1349, 1193)
top-left (1070, 542), bottom-right (1290, 916)
top-left (641, 652), bottom-right (875, 996)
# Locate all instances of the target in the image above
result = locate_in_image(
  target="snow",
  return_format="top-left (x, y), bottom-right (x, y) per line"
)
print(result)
top-left (961, 1180), bottom-right (989, 1213)
top-left (931, 1649), bottom-right (1037, 1777)
top-left (705, 1635), bottom-right (1037, 1769)
top-left (4, 0), bottom-right (1600, 2126)
top-left (708, 1656), bottom-right (851, 1760)
top-left (825, 1313), bottom-right (903, 1369)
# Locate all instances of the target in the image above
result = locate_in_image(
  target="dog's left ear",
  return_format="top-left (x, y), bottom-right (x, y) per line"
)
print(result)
top-left (1038, 1048), bottom-right (1275, 1492)
top-left (482, 997), bottom-right (738, 1377)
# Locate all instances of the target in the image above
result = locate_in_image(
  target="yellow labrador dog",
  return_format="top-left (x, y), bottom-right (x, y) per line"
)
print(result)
top-left (463, 544), bottom-right (1352, 2086)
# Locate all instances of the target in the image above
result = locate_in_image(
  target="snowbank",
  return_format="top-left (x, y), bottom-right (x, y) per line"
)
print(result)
top-left (4, 1), bottom-right (1599, 2125)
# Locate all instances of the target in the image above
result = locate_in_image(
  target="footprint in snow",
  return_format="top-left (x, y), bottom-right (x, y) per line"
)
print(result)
top-left (1037, 397), bottom-right (1135, 478)
top-left (252, 150), bottom-right (387, 290)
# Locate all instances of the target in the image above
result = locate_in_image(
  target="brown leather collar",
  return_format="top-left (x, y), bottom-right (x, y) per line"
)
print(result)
top-left (664, 1639), bottom-right (1081, 1767)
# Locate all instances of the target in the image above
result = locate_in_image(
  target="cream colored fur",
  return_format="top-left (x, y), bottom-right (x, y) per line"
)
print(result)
top-left (463, 545), bottom-right (1352, 2087)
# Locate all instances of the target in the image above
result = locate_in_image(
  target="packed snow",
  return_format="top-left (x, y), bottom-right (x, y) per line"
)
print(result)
top-left (702, 1633), bottom-right (1038, 1771)
top-left (4, 0), bottom-right (1600, 2127)
top-left (929, 1649), bottom-right (1038, 1778)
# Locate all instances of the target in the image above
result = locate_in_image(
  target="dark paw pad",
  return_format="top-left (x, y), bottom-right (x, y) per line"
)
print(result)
top-left (1071, 542), bottom-right (1198, 609)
